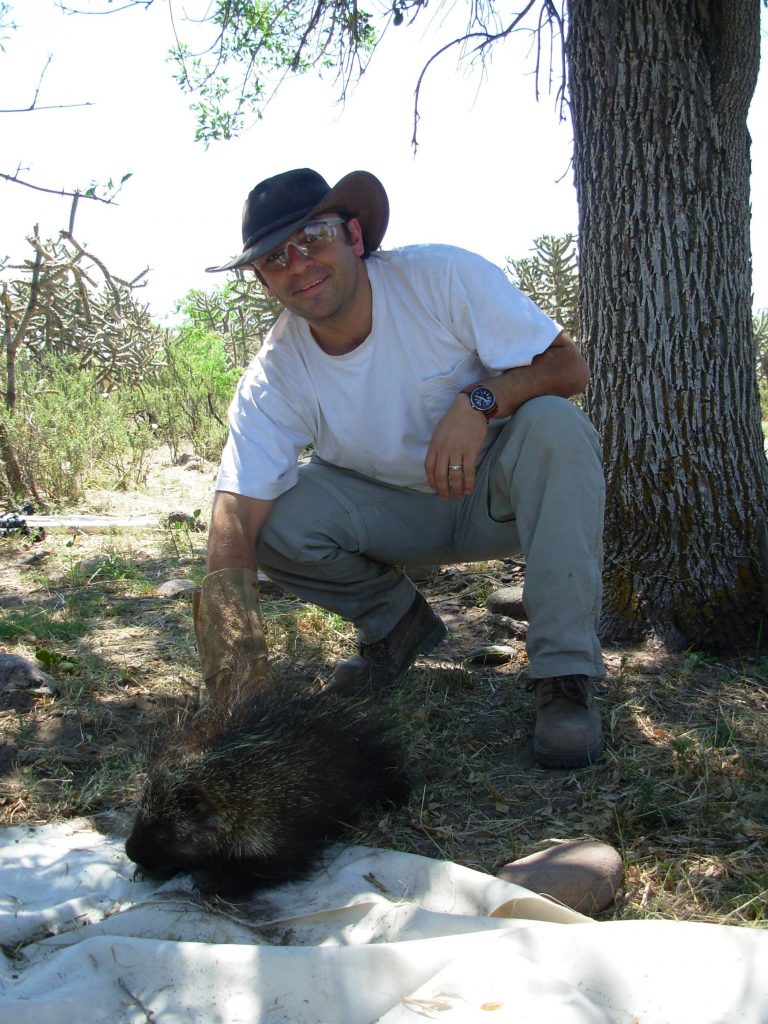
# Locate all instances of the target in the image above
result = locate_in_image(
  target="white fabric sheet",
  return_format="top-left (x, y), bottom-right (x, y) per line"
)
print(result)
top-left (1, 819), bottom-right (766, 1023)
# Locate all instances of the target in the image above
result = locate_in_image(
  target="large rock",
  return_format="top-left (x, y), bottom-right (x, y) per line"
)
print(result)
top-left (496, 839), bottom-right (624, 916)
top-left (486, 586), bottom-right (527, 619)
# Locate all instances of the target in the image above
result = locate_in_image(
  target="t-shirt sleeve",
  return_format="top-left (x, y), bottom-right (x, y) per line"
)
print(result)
top-left (215, 349), bottom-right (315, 500)
top-left (444, 249), bottom-right (562, 371)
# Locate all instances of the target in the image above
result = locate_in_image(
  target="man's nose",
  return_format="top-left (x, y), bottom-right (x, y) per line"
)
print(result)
top-left (284, 241), bottom-right (312, 267)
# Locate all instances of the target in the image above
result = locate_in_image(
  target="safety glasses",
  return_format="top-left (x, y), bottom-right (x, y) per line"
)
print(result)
top-left (255, 217), bottom-right (347, 271)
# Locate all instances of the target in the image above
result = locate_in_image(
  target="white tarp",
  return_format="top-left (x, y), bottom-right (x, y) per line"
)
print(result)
top-left (1, 818), bottom-right (766, 1023)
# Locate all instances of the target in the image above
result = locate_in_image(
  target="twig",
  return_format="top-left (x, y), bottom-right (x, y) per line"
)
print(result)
top-left (0, 53), bottom-right (94, 113)
top-left (0, 172), bottom-right (117, 205)
top-left (56, 0), bottom-right (154, 14)
top-left (411, 0), bottom-right (553, 151)
top-left (116, 977), bottom-right (156, 1023)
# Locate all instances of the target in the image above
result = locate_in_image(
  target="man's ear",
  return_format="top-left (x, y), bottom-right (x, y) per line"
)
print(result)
top-left (346, 217), bottom-right (366, 257)
top-left (254, 269), bottom-right (275, 298)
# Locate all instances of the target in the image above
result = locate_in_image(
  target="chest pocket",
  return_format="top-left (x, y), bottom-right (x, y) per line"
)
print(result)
top-left (417, 352), bottom-right (486, 422)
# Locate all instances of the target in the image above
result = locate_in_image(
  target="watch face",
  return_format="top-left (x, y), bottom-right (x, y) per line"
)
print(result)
top-left (470, 386), bottom-right (496, 412)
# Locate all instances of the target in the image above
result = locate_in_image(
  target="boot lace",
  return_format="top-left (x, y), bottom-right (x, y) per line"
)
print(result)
top-left (527, 675), bottom-right (591, 707)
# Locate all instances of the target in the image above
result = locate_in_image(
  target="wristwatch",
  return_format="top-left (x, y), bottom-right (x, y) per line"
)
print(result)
top-left (462, 384), bottom-right (498, 420)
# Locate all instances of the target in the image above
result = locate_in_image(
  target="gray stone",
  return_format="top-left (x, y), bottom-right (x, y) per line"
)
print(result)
top-left (464, 645), bottom-right (517, 666)
top-left (486, 586), bottom-right (527, 619)
top-left (157, 578), bottom-right (199, 599)
top-left (18, 549), bottom-right (50, 566)
top-left (73, 557), bottom-right (107, 577)
top-left (488, 614), bottom-right (528, 641)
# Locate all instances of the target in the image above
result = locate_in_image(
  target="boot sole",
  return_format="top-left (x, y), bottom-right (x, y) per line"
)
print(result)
top-left (533, 736), bottom-right (606, 769)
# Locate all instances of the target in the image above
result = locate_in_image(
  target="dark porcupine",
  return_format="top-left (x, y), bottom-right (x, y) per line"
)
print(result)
top-left (125, 682), bottom-right (410, 897)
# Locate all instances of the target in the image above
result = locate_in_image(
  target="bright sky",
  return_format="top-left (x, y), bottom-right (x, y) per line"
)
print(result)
top-left (2, 1), bottom-right (767, 320)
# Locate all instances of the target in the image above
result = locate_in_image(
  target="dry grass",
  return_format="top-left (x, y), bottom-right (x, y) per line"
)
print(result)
top-left (1, 448), bottom-right (767, 927)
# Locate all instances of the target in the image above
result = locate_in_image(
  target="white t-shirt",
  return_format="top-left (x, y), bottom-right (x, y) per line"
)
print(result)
top-left (216, 244), bottom-right (560, 498)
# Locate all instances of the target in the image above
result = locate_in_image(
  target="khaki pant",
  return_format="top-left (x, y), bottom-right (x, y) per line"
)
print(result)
top-left (256, 396), bottom-right (605, 680)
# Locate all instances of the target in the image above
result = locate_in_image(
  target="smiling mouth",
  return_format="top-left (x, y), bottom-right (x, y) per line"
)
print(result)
top-left (295, 274), bottom-right (329, 295)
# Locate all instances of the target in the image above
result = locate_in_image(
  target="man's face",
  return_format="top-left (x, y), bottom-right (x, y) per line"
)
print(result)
top-left (252, 215), bottom-right (367, 328)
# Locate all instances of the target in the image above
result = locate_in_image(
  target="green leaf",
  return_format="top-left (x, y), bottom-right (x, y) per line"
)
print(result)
top-left (35, 648), bottom-right (79, 673)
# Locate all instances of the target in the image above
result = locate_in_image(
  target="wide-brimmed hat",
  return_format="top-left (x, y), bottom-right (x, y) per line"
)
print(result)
top-left (206, 168), bottom-right (389, 272)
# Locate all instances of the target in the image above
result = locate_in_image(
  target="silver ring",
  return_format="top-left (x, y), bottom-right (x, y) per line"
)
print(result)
top-left (448, 464), bottom-right (463, 472)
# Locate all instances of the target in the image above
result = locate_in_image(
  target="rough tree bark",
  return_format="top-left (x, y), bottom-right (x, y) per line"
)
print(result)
top-left (567, 0), bottom-right (768, 651)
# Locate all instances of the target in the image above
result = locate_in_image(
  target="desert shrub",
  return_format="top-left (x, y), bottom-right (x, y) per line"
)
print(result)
top-left (0, 354), bottom-right (155, 505)
top-left (176, 281), bottom-right (281, 369)
top-left (137, 327), bottom-right (241, 463)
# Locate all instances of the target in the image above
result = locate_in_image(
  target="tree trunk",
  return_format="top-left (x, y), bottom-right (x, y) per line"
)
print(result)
top-left (0, 421), bottom-right (25, 497)
top-left (566, 0), bottom-right (768, 651)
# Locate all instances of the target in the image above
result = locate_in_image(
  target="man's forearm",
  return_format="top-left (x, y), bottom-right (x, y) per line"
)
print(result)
top-left (481, 330), bottom-right (590, 419)
top-left (206, 490), bottom-right (275, 574)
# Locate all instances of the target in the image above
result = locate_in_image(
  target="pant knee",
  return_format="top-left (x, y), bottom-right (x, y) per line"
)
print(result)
top-left (511, 396), bottom-right (599, 454)
top-left (256, 474), bottom-right (359, 566)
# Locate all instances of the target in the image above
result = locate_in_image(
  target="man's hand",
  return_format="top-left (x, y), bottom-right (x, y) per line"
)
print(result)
top-left (423, 331), bottom-right (589, 502)
top-left (424, 395), bottom-right (488, 500)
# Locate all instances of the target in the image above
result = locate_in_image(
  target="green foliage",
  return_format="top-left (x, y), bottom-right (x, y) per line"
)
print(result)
top-left (0, 609), bottom-right (87, 644)
top-left (169, 0), bottom-right (379, 144)
top-left (0, 238), bottom-right (282, 502)
top-left (0, 227), bottom-right (165, 498)
top-left (138, 327), bottom-right (241, 463)
top-left (175, 280), bottom-right (282, 368)
top-left (83, 172), bottom-right (134, 203)
top-left (35, 648), bottom-right (80, 674)
top-left (506, 234), bottom-right (580, 339)
top-left (134, 280), bottom-right (281, 463)
top-left (0, 354), bottom-right (155, 504)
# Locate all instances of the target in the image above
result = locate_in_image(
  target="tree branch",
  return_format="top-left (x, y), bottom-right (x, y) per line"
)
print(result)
top-left (56, 0), bottom-right (155, 15)
top-left (0, 100), bottom-right (94, 113)
top-left (0, 171), bottom-right (118, 205)
top-left (411, 1), bottom-right (540, 151)
top-left (0, 53), bottom-right (93, 113)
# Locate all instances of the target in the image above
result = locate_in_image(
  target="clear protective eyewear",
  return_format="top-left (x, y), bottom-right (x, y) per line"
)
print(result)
top-left (255, 216), bottom-right (347, 271)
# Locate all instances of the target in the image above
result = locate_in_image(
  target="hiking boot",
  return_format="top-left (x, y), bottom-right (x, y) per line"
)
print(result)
top-left (529, 675), bottom-right (605, 768)
top-left (328, 592), bottom-right (447, 694)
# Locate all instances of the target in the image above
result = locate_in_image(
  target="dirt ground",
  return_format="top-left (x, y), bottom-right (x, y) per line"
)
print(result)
top-left (1, 446), bottom-right (767, 924)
